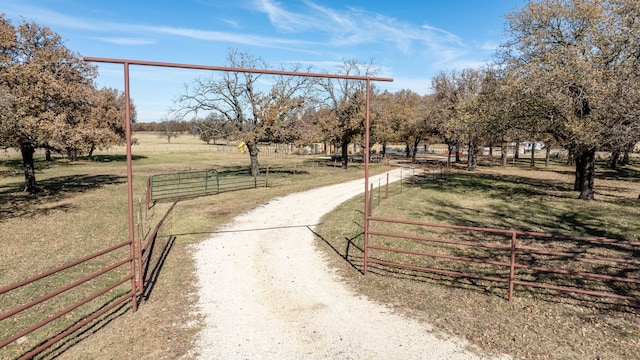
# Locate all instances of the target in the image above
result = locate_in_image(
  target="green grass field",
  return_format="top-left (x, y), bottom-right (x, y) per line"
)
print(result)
top-left (1, 133), bottom-right (639, 359)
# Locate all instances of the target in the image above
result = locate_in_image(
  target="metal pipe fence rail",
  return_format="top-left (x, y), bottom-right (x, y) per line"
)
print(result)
top-left (0, 241), bottom-right (137, 359)
top-left (0, 201), bottom-right (180, 359)
top-left (147, 168), bottom-right (267, 208)
top-left (137, 200), bottom-right (179, 299)
top-left (365, 217), bottom-right (640, 303)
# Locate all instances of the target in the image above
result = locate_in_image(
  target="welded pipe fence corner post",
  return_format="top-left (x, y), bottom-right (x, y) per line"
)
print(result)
top-left (509, 232), bottom-right (517, 301)
top-left (363, 79), bottom-right (370, 276)
top-left (120, 61), bottom-right (138, 313)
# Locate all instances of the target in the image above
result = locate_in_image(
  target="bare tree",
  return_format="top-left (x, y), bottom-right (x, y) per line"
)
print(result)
top-left (174, 48), bottom-right (309, 176)
top-left (192, 113), bottom-right (237, 144)
top-left (159, 118), bottom-right (180, 143)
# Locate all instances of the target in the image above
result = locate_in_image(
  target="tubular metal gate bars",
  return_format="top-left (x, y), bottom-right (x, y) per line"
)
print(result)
top-left (0, 201), bottom-right (178, 359)
top-left (364, 215), bottom-right (640, 303)
top-left (146, 168), bottom-right (268, 208)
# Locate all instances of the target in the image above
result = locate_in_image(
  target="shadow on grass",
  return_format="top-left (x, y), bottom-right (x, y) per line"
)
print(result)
top-left (402, 171), bottom-right (639, 242)
top-left (0, 174), bottom-right (125, 221)
top-left (15, 235), bottom-right (177, 358)
top-left (314, 224), bottom-right (639, 313)
top-left (596, 164), bottom-right (640, 183)
top-left (86, 154), bottom-right (147, 162)
top-left (32, 298), bottom-right (132, 359)
top-left (140, 235), bottom-right (176, 302)
top-left (312, 165), bottom-right (639, 315)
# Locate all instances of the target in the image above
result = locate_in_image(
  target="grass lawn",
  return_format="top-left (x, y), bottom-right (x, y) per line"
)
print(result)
top-left (1, 135), bottom-right (638, 359)
top-left (315, 155), bottom-right (640, 359)
top-left (0, 132), bottom-right (392, 359)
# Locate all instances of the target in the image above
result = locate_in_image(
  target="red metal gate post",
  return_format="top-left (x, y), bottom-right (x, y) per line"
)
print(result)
top-left (123, 61), bottom-right (138, 313)
top-left (509, 231), bottom-right (516, 301)
top-left (363, 79), bottom-right (371, 276)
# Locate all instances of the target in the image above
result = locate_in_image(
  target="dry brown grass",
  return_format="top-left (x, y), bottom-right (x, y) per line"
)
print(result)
top-left (0, 132), bottom-right (392, 359)
top-left (315, 156), bottom-right (640, 359)
top-left (3, 137), bottom-right (639, 359)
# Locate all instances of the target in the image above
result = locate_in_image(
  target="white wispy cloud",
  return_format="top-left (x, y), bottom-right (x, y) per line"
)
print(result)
top-left (253, 0), bottom-right (320, 32)
top-left (5, 3), bottom-right (322, 53)
top-left (94, 37), bottom-right (157, 46)
top-left (252, 0), bottom-right (467, 57)
top-left (2, 3), bottom-right (101, 30)
top-left (220, 18), bottom-right (241, 29)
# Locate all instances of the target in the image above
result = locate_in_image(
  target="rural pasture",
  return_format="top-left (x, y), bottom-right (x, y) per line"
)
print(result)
top-left (1, 132), bottom-right (639, 359)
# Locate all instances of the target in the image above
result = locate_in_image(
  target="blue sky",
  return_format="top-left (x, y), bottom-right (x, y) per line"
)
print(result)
top-left (3, 0), bottom-right (524, 122)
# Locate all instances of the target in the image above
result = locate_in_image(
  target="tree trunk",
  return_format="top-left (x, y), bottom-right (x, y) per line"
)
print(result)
top-left (489, 146), bottom-right (493, 157)
top-left (21, 143), bottom-right (39, 193)
top-left (412, 138), bottom-right (421, 164)
top-left (575, 148), bottom-right (596, 200)
top-left (621, 145), bottom-right (630, 166)
top-left (246, 142), bottom-right (260, 176)
top-left (514, 142), bottom-right (520, 160)
top-left (455, 143), bottom-right (461, 163)
top-left (574, 150), bottom-right (583, 191)
top-left (530, 141), bottom-right (535, 167)
top-left (467, 141), bottom-right (476, 171)
top-left (610, 149), bottom-right (620, 169)
top-left (447, 143), bottom-right (453, 169)
top-left (566, 151), bottom-right (574, 166)
top-left (501, 143), bottom-right (508, 167)
top-left (341, 140), bottom-right (349, 169)
top-left (545, 145), bottom-right (551, 167)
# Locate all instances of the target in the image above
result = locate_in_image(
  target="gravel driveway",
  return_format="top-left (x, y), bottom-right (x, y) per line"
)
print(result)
top-left (192, 169), bottom-right (503, 359)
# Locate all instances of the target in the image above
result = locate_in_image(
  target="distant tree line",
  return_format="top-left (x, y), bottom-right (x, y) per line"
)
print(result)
top-left (3, 0), bottom-right (638, 201)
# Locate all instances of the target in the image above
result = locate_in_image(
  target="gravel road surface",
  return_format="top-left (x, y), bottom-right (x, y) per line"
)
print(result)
top-left (192, 169), bottom-right (505, 359)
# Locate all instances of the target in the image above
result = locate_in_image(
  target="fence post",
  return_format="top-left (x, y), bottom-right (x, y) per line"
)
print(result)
top-left (204, 170), bottom-right (209, 194)
top-left (146, 176), bottom-right (151, 210)
top-left (509, 232), bottom-right (516, 301)
top-left (216, 171), bottom-right (220, 193)
top-left (369, 183), bottom-right (374, 216)
top-left (386, 173), bottom-right (389, 199)
top-left (136, 235), bottom-right (143, 296)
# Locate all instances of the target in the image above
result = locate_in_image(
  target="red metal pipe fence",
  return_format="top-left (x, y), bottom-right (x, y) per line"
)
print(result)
top-left (364, 216), bottom-right (640, 303)
top-left (0, 240), bottom-right (136, 359)
top-left (0, 201), bottom-right (179, 359)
